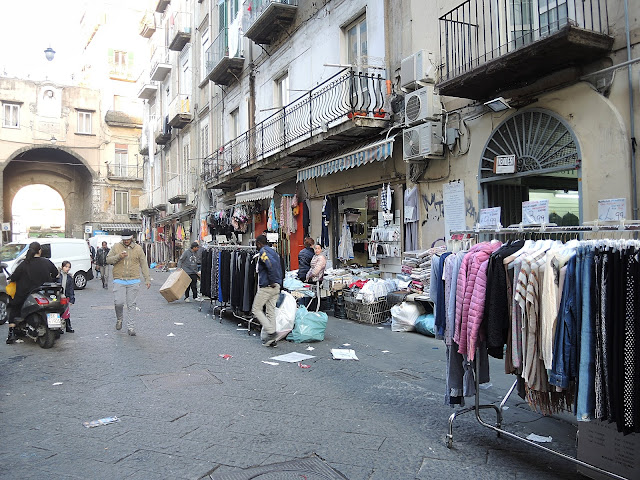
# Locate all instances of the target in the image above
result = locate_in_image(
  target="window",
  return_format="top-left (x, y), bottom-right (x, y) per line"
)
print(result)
top-left (115, 191), bottom-right (129, 215)
top-left (3, 103), bottom-right (19, 128)
top-left (201, 27), bottom-right (211, 81)
top-left (230, 108), bottom-right (239, 138)
top-left (201, 120), bottom-right (210, 158)
top-left (114, 144), bottom-right (128, 177)
top-left (346, 16), bottom-right (367, 68)
top-left (77, 111), bottom-right (92, 134)
top-left (275, 73), bottom-right (289, 108)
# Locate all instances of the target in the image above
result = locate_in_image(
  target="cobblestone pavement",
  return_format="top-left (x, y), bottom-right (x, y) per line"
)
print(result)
top-left (0, 272), bottom-right (585, 479)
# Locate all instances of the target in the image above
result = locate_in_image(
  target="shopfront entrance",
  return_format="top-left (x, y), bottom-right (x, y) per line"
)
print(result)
top-left (479, 109), bottom-right (581, 226)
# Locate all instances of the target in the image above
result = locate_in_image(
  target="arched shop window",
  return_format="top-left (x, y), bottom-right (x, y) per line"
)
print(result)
top-left (479, 109), bottom-right (581, 227)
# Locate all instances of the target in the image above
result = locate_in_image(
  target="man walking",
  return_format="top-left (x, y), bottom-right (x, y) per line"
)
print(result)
top-left (251, 235), bottom-right (283, 347)
top-left (95, 241), bottom-right (110, 288)
top-left (178, 242), bottom-right (200, 302)
top-left (106, 229), bottom-right (151, 336)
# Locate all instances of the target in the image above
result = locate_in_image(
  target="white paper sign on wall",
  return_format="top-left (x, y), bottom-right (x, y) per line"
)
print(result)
top-left (598, 198), bottom-right (626, 222)
top-left (522, 200), bottom-right (549, 225)
top-left (1, 223), bottom-right (10, 232)
top-left (267, 232), bottom-right (279, 243)
top-left (84, 225), bottom-right (93, 234)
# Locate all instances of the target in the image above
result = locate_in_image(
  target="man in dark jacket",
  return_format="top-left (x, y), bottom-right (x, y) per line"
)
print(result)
top-left (251, 235), bottom-right (283, 347)
top-left (178, 242), bottom-right (200, 302)
top-left (297, 236), bottom-right (315, 281)
top-left (95, 241), bottom-right (110, 288)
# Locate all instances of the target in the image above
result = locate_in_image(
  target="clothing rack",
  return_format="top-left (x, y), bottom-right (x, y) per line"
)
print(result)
top-left (444, 224), bottom-right (638, 480)
top-left (199, 244), bottom-right (258, 334)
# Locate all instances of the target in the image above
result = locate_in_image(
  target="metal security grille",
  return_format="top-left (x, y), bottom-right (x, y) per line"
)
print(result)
top-left (480, 109), bottom-right (580, 182)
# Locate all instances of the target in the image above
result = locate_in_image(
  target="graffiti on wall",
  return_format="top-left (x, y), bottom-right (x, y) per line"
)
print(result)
top-left (421, 193), bottom-right (478, 225)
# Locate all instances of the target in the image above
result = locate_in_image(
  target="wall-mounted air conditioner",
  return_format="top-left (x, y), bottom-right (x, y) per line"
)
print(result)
top-left (404, 86), bottom-right (440, 125)
top-left (403, 122), bottom-right (444, 161)
top-left (401, 50), bottom-right (435, 90)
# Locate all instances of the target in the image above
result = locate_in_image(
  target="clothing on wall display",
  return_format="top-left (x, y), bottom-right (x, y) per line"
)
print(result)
top-left (404, 185), bottom-right (418, 251)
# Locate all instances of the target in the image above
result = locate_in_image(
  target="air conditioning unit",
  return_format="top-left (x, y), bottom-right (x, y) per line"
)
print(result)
top-left (403, 122), bottom-right (444, 161)
top-left (401, 50), bottom-right (436, 90)
top-left (404, 86), bottom-right (440, 125)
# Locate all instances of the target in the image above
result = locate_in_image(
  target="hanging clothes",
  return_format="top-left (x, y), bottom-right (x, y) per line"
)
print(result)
top-left (404, 185), bottom-right (419, 251)
top-left (303, 199), bottom-right (311, 238)
top-left (337, 215), bottom-right (354, 261)
top-left (321, 197), bottom-right (331, 248)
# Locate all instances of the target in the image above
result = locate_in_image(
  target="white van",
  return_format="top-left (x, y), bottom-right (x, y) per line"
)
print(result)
top-left (0, 238), bottom-right (94, 289)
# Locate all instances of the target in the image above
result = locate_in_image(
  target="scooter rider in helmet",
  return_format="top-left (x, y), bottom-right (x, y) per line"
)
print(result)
top-left (6, 242), bottom-right (59, 344)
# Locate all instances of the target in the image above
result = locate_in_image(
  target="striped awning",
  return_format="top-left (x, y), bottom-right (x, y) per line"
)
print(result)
top-left (235, 182), bottom-right (282, 204)
top-left (100, 223), bottom-right (142, 232)
top-left (296, 135), bottom-right (396, 182)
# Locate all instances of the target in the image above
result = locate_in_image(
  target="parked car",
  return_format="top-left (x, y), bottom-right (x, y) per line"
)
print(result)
top-left (0, 238), bottom-right (94, 289)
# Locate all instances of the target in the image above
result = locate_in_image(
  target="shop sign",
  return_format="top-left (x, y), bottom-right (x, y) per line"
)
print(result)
top-left (522, 199), bottom-right (549, 225)
top-left (478, 207), bottom-right (501, 228)
top-left (598, 198), bottom-right (626, 222)
top-left (216, 235), bottom-right (228, 244)
top-left (494, 155), bottom-right (516, 174)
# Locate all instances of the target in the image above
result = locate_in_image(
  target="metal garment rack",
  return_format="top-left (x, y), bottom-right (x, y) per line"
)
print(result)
top-left (444, 224), bottom-right (639, 480)
top-left (198, 244), bottom-right (258, 334)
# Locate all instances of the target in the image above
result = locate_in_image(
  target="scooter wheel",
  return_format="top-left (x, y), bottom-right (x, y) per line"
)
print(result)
top-left (37, 327), bottom-right (56, 349)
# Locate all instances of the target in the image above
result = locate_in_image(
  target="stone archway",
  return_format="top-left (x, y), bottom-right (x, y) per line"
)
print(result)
top-left (2, 146), bottom-right (94, 238)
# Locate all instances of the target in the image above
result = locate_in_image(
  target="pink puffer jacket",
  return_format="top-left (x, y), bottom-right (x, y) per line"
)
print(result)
top-left (456, 242), bottom-right (501, 357)
top-left (454, 243), bottom-right (484, 345)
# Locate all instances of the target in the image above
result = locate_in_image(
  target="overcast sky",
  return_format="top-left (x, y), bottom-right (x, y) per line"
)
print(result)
top-left (1, 1), bottom-right (87, 83)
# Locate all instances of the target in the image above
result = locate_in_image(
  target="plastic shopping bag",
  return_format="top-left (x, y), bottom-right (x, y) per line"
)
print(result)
top-left (286, 305), bottom-right (328, 343)
top-left (390, 301), bottom-right (425, 332)
top-left (274, 291), bottom-right (297, 340)
top-left (414, 313), bottom-right (436, 337)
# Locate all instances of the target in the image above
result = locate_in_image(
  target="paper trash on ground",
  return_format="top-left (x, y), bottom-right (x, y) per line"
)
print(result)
top-left (261, 361), bottom-right (279, 365)
top-left (331, 349), bottom-right (359, 360)
top-left (270, 352), bottom-right (315, 363)
top-left (83, 416), bottom-right (120, 428)
top-left (305, 346), bottom-right (315, 351)
top-left (52, 382), bottom-right (63, 386)
top-left (381, 350), bottom-right (390, 353)
top-left (167, 333), bottom-right (175, 337)
top-left (342, 343), bottom-right (351, 346)
top-left (173, 322), bottom-right (184, 325)
top-left (526, 433), bottom-right (552, 443)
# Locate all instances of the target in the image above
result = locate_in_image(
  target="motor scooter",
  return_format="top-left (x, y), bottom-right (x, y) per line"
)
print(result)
top-left (0, 262), bottom-right (15, 325)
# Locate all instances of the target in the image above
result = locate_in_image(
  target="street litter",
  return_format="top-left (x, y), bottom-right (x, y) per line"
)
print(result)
top-left (174, 322), bottom-right (184, 325)
top-left (270, 352), bottom-right (315, 363)
top-left (479, 382), bottom-right (492, 390)
top-left (526, 433), bottom-right (552, 443)
top-left (343, 343), bottom-right (351, 346)
top-left (237, 328), bottom-right (249, 331)
top-left (305, 346), bottom-right (315, 351)
top-left (52, 382), bottom-right (63, 386)
top-left (377, 326), bottom-right (384, 329)
top-left (15, 339), bottom-right (24, 343)
top-left (382, 350), bottom-right (390, 353)
top-left (502, 406), bottom-right (509, 410)
top-left (83, 416), bottom-right (120, 428)
top-left (167, 333), bottom-right (175, 337)
top-left (219, 354), bottom-right (233, 360)
top-left (298, 363), bottom-right (311, 369)
top-left (331, 349), bottom-right (359, 360)
top-left (262, 361), bottom-right (279, 365)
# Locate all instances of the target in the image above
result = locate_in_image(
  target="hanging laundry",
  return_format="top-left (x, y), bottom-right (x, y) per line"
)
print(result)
top-left (321, 197), bottom-right (331, 247)
top-left (337, 215), bottom-right (354, 261)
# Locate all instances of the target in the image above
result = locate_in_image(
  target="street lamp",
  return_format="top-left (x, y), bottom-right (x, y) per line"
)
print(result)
top-left (44, 47), bottom-right (56, 62)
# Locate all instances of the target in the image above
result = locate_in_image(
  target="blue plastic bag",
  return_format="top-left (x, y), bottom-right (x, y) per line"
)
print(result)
top-left (286, 305), bottom-right (328, 343)
top-left (414, 313), bottom-right (435, 337)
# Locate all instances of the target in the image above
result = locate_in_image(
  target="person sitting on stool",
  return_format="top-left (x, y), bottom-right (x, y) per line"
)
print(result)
top-left (306, 244), bottom-right (327, 311)
top-left (297, 236), bottom-right (315, 281)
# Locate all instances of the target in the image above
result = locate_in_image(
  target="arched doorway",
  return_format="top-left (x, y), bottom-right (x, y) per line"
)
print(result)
top-left (479, 109), bottom-right (581, 227)
top-left (2, 146), bottom-right (93, 239)
top-left (11, 185), bottom-right (65, 242)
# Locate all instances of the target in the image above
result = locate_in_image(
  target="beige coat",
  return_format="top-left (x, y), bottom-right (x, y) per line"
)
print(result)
top-left (106, 241), bottom-right (151, 283)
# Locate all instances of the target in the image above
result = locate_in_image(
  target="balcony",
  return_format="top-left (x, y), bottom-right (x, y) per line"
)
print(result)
top-left (109, 61), bottom-right (136, 82)
top-left (168, 94), bottom-right (192, 129)
top-left (155, 0), bottom-right (170, 14)
top-left (139, 193), bottom-right (155, 215)
top-left (167, 174), bottom-right (188, 204)
top-left (166, 12), bottom-right (192, 51)
top-left (203, 28), bottom-right (244, 86)
top-left (202, 69), bottom-right (389, 189)
top-left (150, 47), bottom-right (172, 81)
top-left (243, 0), bottom-right (298, 45)
top-left (107, 163), bottom-right (143, 180)
top-left (139, 135), bottom-right (149, 156)
top-left (139, 11), bottom-right (156, 38)
top-left (437, 0), bottom-right (614, 100)
top-left (137, 81), bottom-right (158, 100)
top-left (152, 186), bottom-right (167, 210)
top-left (155, 117), bottom-right (171, 145)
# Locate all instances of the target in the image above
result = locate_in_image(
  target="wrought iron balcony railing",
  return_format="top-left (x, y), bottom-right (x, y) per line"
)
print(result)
top-left (204, 27), bottom-right (244, 84)
top-left (166, 11), bottom-right (192, 51)
top-left (439, 0), bottom-right (610, 83)
top-left (243, 0), bottom-right (298, 44)
top-left (107, 163), bottom-right (143, 179)
top-left (201, 69), bottom-right (387, 184)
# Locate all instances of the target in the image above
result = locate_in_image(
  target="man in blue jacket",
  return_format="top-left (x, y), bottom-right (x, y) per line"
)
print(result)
top-left (251, 234), bottom-right (283, 347)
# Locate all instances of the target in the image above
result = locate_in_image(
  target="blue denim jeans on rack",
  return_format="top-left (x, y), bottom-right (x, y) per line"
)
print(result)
top-left (576, 245), bottom-right (596, 421)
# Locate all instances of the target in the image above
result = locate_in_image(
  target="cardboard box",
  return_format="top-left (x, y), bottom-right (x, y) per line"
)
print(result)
top-left (577, 419), bottom-right (640, 480)
top-left (159, 268), bottom-right (192, 302)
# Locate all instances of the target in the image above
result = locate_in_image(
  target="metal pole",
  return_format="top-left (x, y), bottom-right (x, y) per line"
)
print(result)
top-left (624, 0), bottom-right (638, 220)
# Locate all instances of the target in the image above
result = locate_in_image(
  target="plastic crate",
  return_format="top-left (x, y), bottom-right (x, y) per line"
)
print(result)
top-left (343, 292), bottom-right (390, 325)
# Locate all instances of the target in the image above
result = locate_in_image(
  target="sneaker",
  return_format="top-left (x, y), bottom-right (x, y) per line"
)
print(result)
top-left (261, 332), bottom-right (278, 347)
top-left (127, 328), bottom-right (136, 336)
top-left (184, 298), bottom-right (191, 303)
top-left (6, 333), bottom-right (16, 345)
top-left (116, 319), bottom-right (122, 330)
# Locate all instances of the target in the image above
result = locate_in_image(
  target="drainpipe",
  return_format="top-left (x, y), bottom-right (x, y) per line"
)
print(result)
top-left (624, 0), bottom-right (638, 219)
